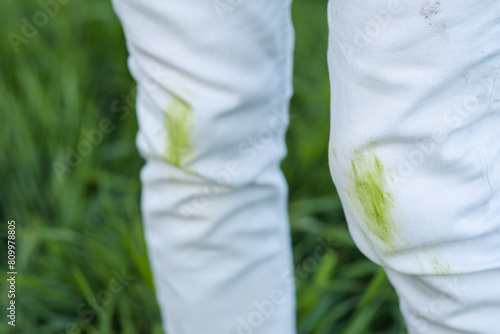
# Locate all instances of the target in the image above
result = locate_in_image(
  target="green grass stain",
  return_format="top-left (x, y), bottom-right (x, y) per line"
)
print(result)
top-left (330, 147), bottom-right (339, 165)
top-left (348, 150), bottom-right (402, 250)
top-left (414, 255), bottom-right (425, 273)
top-left (431, 257), bottom-right (451, 275)
top-left (163, 95), bottom-right (193, 168)
top-left (366, 140), bottom-right (378, 150)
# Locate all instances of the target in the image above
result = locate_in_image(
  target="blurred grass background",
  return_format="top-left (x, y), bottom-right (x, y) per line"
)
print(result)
top-left (0, 0), bottom-right (406, 333)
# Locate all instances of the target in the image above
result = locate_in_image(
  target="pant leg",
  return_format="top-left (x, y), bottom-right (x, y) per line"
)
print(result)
top-left (327, 0), bottom-right (500, 332)
top-left (386, 267), bottom-right (500, 333)
top-left (111, 1), bottom-right (296, 333)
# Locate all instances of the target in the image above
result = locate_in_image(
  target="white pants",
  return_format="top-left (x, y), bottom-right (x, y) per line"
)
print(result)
top-left (111, 0), bottom-right (500, 333)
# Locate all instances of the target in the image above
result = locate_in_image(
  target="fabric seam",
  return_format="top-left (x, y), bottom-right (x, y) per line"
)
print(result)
top-left (471, 57), bottom-right (500, 218)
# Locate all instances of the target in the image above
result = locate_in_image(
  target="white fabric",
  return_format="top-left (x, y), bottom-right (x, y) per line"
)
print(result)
top-left (328, 0), bottom-right (500, 277)
top-left (111, 1), bottom-right (296, 333)
top-left (112, 0), bottom-right (500, 333)
top-left (386, 267), bottom-right (500, 333)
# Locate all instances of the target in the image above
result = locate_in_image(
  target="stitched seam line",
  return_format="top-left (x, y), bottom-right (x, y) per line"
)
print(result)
top-left (473, 58), bottom-right (500, 218)
top-left (471, 123), bottom-right (492, 215)
top-left (485, 58), bottom-right (500, 119)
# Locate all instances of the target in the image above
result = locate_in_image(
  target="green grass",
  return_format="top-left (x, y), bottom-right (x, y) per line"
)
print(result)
top-left (0, 0), bottom-right (405, 333)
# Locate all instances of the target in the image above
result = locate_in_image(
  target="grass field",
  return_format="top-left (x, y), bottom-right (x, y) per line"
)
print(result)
top-left (1, 0), bottom-right (406, 333)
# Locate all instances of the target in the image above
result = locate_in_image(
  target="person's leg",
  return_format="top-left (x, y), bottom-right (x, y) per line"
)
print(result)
top-left (385, 267), bottom-right (500, 333)
top-left (111, 1), bottom-right (296, 333)
top-left (327, 0), bottom-right (500, 332)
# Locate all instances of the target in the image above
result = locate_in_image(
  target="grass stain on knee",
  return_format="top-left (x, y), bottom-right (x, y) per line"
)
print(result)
top-left (163, 95), bottom-right (193, 168)
top-left (348, 150), bottom-right (402, 250)
top-left (431, 256), bottom-right (451, 275)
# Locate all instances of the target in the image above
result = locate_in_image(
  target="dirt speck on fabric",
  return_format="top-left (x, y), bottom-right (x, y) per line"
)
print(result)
top-left (420, 1), bottom-right (441, 19)
top-left (420, 1), bottom-right (449, 36)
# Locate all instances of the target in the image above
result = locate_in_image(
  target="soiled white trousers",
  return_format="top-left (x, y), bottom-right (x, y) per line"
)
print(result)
top-left (112, 0), bottom-right (500, 333)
